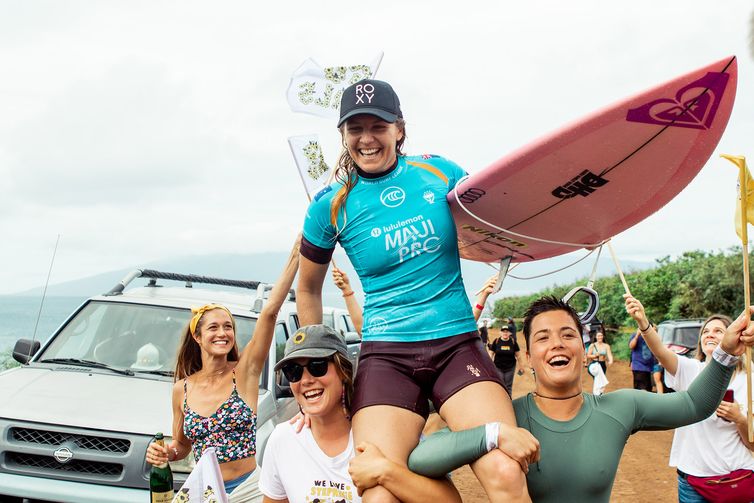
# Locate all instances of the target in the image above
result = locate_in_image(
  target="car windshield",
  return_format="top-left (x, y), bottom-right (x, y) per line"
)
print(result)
top-left (658, 324), bottom-right (699, 348)
top-left (38, 301), bottom-right (257, 375)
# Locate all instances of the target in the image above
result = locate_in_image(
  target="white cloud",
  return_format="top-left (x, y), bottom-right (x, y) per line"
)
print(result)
top-left (1, 0), bottom-right (753, 293)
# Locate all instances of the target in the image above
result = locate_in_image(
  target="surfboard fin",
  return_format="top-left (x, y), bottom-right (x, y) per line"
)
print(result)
top-left (492, 256), bottom-right (513, 294)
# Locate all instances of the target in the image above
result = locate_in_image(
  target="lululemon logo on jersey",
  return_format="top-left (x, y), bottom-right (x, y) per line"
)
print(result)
top-left (380, 186), bottom-right (405, 207)
top-left (371, 227), bottom-right (382, 238)
top-left (368, 316), bottom-right (388, 334)
top-left (552, 170), bottom-right (609, 199)
top-left (355, 83), bottom-right (375, 104)
top-left (382, 214), bottom-right (441, 263)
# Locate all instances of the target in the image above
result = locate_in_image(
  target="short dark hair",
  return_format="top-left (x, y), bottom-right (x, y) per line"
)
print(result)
top-left (522, 296), bottom-right (583, 350)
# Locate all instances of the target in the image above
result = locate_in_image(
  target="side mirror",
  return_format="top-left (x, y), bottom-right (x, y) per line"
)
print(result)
top-left (275, 370), bottom-right (293, 398)
top-left (344, 331), bottom-right (361, 345)
top-left (13, 339), bottom-right (41, 364)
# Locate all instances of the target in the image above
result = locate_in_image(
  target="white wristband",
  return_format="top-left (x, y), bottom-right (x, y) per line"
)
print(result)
top-left (712, 345), bottom-right (739, 367)
top-left (485, 422), bottom-right (499, 452)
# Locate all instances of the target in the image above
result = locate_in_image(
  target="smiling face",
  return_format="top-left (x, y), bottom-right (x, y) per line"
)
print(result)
top-left (595, 332), bottom-right (605, 343)
top-left (527, 309), bottom-right (584, 394)
top-left (342, 115), bottom-right (403, 174)
top-left (193, 309), bottom-right (236, 358)
top-left (699, 318), bottom-right (727, 359)
top-left (290, 357), bottom-right (343, 419)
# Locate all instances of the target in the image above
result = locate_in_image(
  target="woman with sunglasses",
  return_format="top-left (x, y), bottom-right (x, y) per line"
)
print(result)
top-left (259, 324), bottom-right (463, 503)
top-left (297, 79), bottom-right (536, 502)
top-left (145, 238), bottom-right (300, 501)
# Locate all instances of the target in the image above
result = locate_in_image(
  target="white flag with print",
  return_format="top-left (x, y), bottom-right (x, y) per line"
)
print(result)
top-left (288, 134), bottom-right (333, 198)
top-left (286, 52), bottom-right (384, 118)
top-left (172, 447), bottom-right (228, 503)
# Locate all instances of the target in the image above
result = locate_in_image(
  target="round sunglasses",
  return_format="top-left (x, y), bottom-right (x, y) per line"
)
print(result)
top-left (281, 357), bottom-right (330, 383)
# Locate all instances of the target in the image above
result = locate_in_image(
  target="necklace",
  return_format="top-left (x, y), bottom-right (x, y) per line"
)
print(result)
top-left (204, 365), bottom-right (227, 377)
top-left (533, 391), bottom-right (582, 400)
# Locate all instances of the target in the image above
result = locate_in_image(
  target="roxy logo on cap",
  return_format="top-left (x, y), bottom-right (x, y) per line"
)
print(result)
top-left (355, 83), bottom-right (375, 104)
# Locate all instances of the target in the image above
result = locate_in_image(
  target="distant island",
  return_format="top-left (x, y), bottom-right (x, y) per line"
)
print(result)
top-left (10, 250), bottom-right (654, 306)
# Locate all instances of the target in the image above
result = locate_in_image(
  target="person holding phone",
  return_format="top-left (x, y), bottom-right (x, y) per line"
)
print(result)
top-left (625, 294), bottom-right (754, 502)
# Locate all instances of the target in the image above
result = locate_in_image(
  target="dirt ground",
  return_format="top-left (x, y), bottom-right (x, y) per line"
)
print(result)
top-left (447, 329), bottom-right (677, 502)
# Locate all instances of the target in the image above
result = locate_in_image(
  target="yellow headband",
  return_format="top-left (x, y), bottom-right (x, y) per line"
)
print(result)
top-left (189, 304), bottom-right (233, 336)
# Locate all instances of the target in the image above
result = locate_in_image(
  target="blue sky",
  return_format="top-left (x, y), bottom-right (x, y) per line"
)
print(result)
top-left (1, 1), bottom-right (752, 294)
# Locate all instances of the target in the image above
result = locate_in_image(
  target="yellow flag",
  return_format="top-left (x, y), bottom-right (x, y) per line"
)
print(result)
top-left (722, 154), bottom-right (754, 242)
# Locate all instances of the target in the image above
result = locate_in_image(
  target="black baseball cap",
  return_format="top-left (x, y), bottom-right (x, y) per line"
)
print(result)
top-left (273, 324), bottom-right (348, 371)
top-left (337, 79), bottom-right (403, 127)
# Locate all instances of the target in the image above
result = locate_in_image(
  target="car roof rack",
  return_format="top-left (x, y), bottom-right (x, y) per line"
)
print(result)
top-left (104, 269), bottom-right (295, 311)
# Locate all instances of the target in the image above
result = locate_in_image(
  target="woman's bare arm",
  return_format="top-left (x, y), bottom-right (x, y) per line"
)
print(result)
top-left (237, 237), bottom-right (300, 390)
top-left (297, 255), bottom-right (329, 326)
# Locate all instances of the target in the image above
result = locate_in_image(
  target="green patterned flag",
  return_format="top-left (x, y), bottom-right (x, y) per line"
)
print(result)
top-left (288, 134), bottom-right (331, 198)
top-left (286, 53), bottom-right (383, 118)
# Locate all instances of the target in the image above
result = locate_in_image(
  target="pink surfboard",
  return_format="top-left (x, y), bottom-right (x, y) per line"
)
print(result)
top-left (451, 56), bottom-right (737, 263)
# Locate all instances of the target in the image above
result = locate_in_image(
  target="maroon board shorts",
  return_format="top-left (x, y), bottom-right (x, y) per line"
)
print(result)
top-left (351, 331), bottom-right (503, 419)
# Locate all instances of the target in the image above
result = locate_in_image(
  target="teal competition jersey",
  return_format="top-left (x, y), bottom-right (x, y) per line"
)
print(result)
top-left (303, 155), bottom-right (477, 342)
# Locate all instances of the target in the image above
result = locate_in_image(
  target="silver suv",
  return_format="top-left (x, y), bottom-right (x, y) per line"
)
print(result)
top-left (657, 318), bottom-right (704, 358)
top-left (0, 269), bottom-right (310, 502)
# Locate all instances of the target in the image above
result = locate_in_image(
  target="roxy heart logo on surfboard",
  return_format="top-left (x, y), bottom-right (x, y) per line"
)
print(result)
top-left (626, 71), bottom-right (729, 130)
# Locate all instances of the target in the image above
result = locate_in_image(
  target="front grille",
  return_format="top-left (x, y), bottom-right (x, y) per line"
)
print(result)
top-left (11, 427), bottom-right (130, 453)
top-left (7, 452), bottom-right (122, 477)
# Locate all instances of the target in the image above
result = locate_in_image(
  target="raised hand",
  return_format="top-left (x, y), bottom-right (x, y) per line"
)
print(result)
top-left (623, 294), bottom-right (649, 328)
top-left (332, 266), bottom-right (352, 292)
top-left (720, 306), bottom-right (754, 357)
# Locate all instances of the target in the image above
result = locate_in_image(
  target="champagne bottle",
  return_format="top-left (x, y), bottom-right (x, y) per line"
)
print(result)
top-left (150, 432), bottom-right (174, 503)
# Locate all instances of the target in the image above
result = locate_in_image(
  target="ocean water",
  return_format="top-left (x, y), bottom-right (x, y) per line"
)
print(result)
top-left (0, 296), bottom-right (86, 352)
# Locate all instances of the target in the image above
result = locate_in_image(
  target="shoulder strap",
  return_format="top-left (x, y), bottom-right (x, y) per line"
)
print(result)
top-left (231, 368), bottom-right (237, 389)
top-left (183, 378), bottom-right (188, 411)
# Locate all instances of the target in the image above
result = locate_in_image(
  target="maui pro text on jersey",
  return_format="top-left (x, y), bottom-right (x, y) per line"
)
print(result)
top-left (368, 183), bottom-right (448, 264)
top-left (376, 214), bottom-right (440, 263)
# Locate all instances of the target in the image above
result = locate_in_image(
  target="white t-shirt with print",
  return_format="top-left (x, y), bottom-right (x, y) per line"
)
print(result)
top-left (665, 356), bottom-right (754, 476)
top-left (259, 422), bottom-right (361, 503)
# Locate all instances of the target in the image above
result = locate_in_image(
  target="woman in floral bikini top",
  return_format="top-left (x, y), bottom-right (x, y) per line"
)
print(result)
top-left (183, 368), bottom-right (257, 463)
top-left (146, 237), bottom-right (300, 500)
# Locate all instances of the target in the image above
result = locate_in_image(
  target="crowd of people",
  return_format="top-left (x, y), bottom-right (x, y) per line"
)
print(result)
top-left (145, 78), bottom-right (754, 502)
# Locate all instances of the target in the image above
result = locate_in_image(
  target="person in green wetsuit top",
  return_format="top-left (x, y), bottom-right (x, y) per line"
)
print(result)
top-left (406, 295), bottom-right (754, 502)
